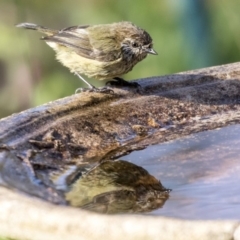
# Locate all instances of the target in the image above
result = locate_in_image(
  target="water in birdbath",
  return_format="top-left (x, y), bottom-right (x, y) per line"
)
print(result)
top-left (122, 124), bottom-right (240, 220)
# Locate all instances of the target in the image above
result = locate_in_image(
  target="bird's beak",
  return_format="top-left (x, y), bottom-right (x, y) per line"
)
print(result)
top-left (145, 48), bottom-right (158, 55)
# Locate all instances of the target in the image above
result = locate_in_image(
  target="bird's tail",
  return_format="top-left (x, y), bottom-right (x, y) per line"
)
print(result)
top-left (16, 23), bottom-right (58, 36)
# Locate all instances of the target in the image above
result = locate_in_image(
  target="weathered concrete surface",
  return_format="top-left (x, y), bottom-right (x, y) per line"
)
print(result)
top-left (1, 62), bottom-right (240, 239)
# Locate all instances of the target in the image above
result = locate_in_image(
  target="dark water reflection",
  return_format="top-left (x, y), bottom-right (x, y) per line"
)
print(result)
top-left (52, 160), bottom-right (170, 214)
top-left (123, 124), bottom-right (240, 220)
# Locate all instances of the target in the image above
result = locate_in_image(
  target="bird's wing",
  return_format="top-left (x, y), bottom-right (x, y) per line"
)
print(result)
top-left (42, 25), bottom-right (121, 62)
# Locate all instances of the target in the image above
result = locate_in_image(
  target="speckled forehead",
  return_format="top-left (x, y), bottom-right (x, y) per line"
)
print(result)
top-left (131, 29), bottom-right (152, 45)
top-left (142, 30), bottom-right (153, 44)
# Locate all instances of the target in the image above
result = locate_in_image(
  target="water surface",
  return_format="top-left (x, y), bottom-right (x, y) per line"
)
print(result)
top-left (123, 124), bottom-right (240, 220)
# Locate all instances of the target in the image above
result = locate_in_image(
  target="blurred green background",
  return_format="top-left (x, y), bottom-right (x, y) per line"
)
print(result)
top-left (0, 0), bottom-right (240, 118)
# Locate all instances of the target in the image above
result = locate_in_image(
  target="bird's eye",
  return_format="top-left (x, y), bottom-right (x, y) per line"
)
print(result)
top-left (132, 42), bottom-right (139, 48)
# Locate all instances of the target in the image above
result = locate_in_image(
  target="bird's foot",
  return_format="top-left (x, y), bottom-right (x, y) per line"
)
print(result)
top-left (106, 77), bottom-right (141, 88)
top-left (75, 86), bottom-right (114, 94)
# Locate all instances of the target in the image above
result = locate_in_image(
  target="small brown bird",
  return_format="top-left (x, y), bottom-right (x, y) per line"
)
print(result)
top-left (16, 21), bottom-right (157, 92)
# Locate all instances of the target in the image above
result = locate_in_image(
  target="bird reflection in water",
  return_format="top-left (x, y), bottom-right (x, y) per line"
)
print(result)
top-left (52, 160), bottom-right (171, 214)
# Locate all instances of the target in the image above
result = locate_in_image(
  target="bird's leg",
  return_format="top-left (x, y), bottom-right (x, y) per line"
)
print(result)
top-left (106, 77), bottom-right (141, 88)
top-left (74, 73), bottom-right (114, 94)
top-left (74, 73), bottom-right (95, 92)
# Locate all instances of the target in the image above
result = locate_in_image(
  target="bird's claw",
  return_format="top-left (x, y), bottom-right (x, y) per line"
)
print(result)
top-left (106, 77), bottom-right (141, 88)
